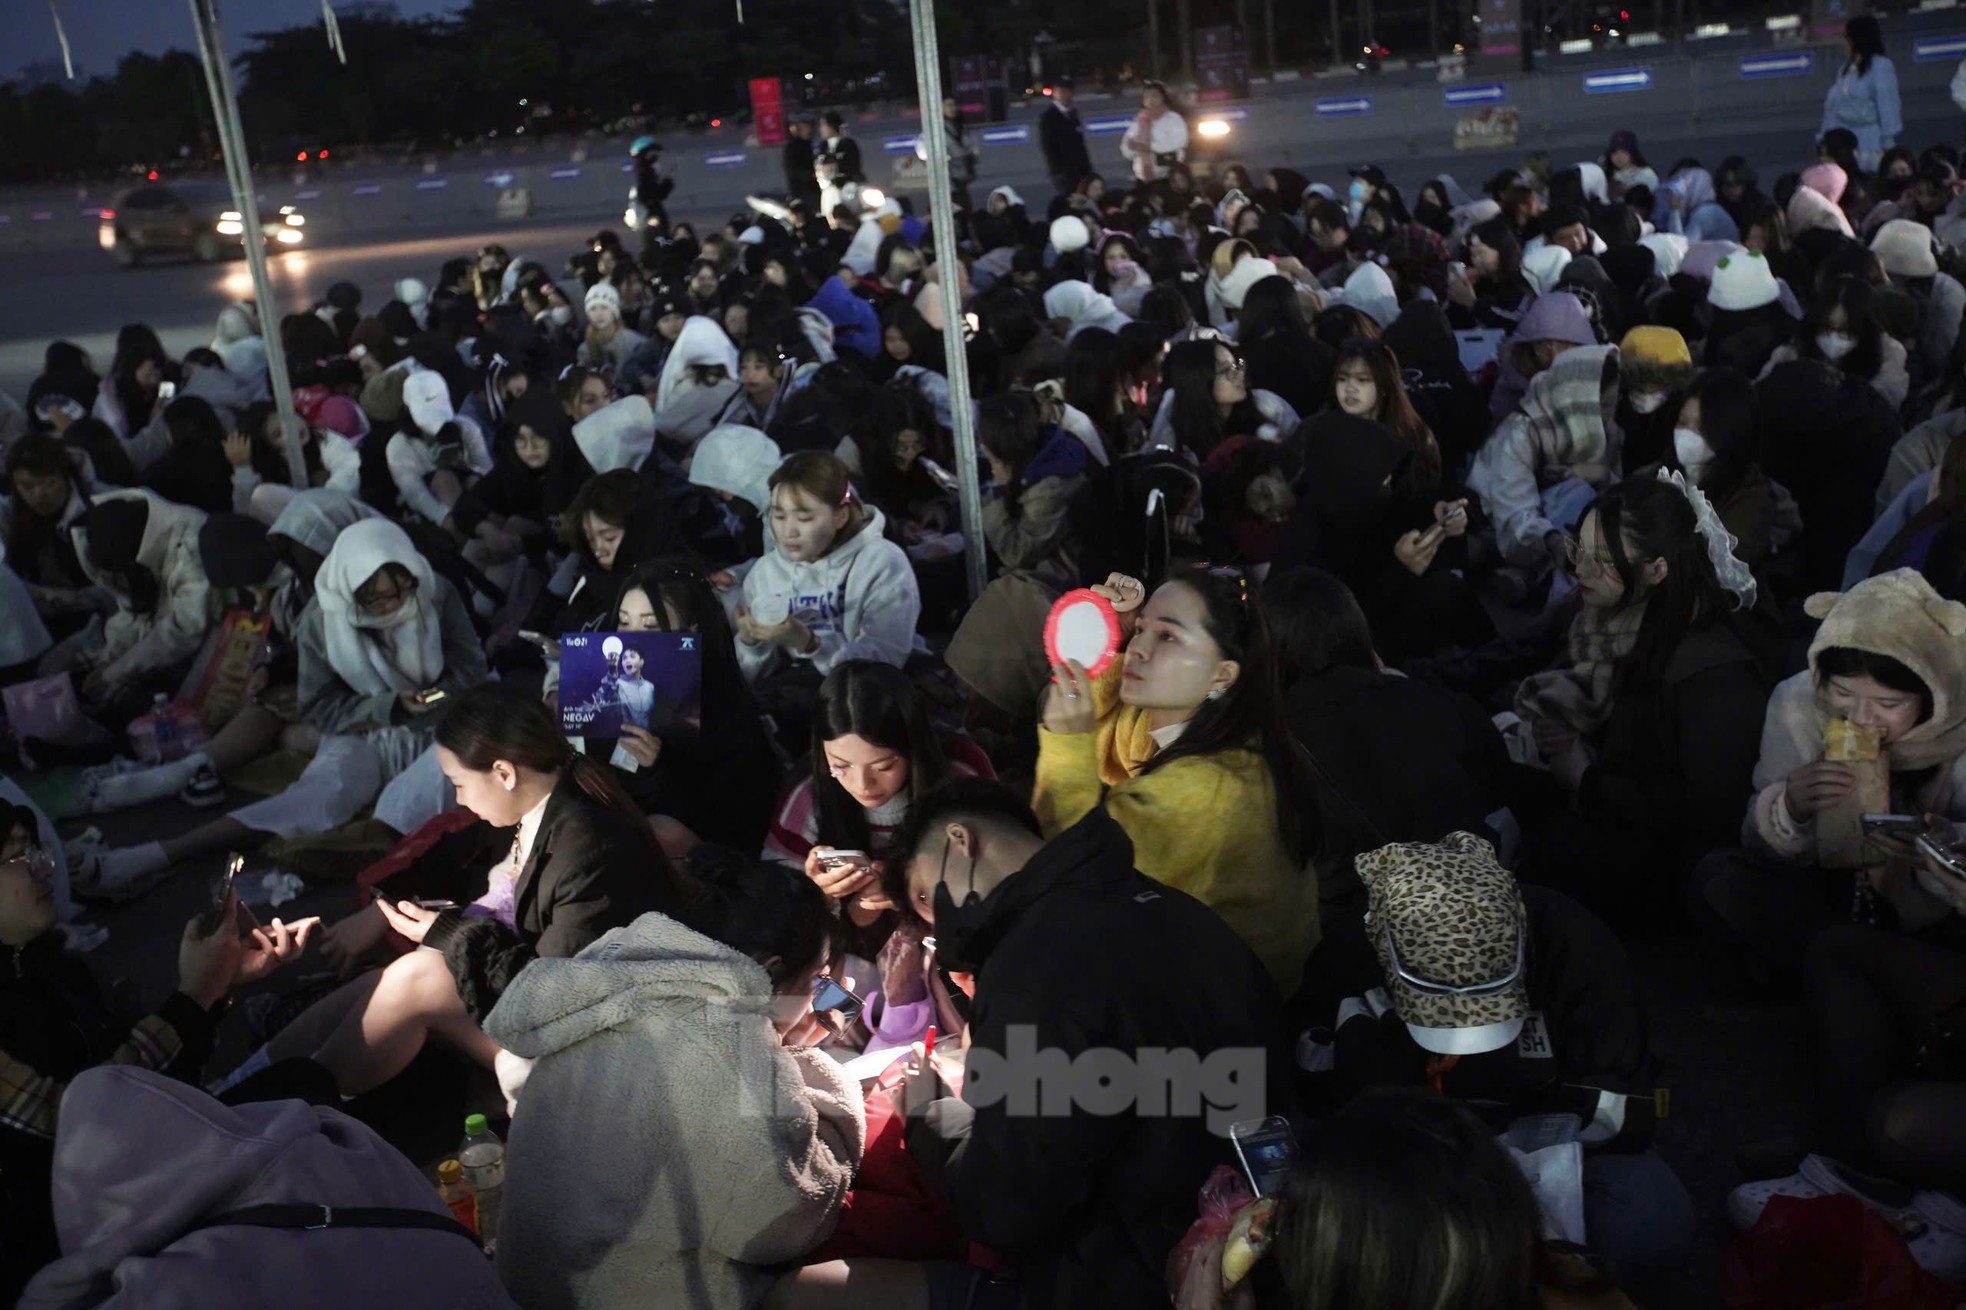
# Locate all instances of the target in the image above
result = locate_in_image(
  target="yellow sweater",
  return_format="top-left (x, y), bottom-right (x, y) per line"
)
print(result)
top-left (1031, 662), bottom-right (1321, 994)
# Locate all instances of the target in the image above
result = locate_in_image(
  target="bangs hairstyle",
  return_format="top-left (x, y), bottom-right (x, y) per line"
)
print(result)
top-left (809, 661), bottom-right (950, 857)
top-left (1814, 646), bottom-right (1935, 723)
top-left (560, 468), bottom-right (643, 552)
top-left (1333, 339), bottom-right (1441, 485)
top-left (1144, 566), bottom-right (1319, 862)
top-left (769, 450), bottom-right (869, 549)
top-left (435, 682), bottom-right (684, 895)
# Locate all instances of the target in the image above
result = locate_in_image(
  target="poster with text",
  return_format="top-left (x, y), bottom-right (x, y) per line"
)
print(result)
top-left (559, 631), bottom-right (703, 740)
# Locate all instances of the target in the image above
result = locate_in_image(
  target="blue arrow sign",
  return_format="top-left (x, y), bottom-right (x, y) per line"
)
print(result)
top-left (1443, 82), bottom-right (1508, 106)
top-left (883, 135), bottom-right (918, 154)
top-left (1915, 34), bottom-right (1966, 61)
top-left (980, 125), bottom-right (1030, 144)
top-left (353, 184), bottom-right (382, 196)
top-left (1085, 116), bottom-right (1133, 135)
top-left (295, 188), bottom-right (322, 200)
top-left (1316, 96), bottom-right (1372, 116)
top-left (415, 178), bottom-right (448, 191)
top-left (1740, 51), bottom-right (1813, 77)
top-left (705, 152), bottom-right (747, 168)
top-left (483, 171), bottom-right (515, 187)
top-left (548, 166), bottom-right (581, 181)
top-left (1583, 67), bottom-right (1652, 93)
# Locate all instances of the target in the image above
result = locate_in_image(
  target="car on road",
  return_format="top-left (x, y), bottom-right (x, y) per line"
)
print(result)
top-left (97, 180), bottom-right (305, 267)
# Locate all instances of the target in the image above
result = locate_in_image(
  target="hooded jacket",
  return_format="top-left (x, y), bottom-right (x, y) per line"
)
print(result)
top-left (1755, 357), bottom-right (1902, 592)
top-left (1032, 658), bottom-right (1320, 992)
top-left (1043, 281), bottom-right (1132, 339)
top-left (72, 488), bottom-right (216, 691)
top-left (19, 1067), bottom-right (518, 1310)
top-left (654, 317), bottom-right (742, 453)
top-left (571, 395), bottom-right (657, 474)
top-left (1747, 570), bottom-right (1966, 884)
top-left (689, 423), bottom-right (782, 564)
top-left (1471, 345), bottom-right (1622, 564)
top-left (1384, 300), bottom-right (1489, 470)
top-left (1488, 291), bottom-right (1597, 419)
top-left (736, 504), bottom-right (921, 681)
top-left (484, 912), bottom-right (862, 1310)
top-left (451, 393), bottom-right (595, 541)
top-left (907, 809), bottom-right (1289, 1310)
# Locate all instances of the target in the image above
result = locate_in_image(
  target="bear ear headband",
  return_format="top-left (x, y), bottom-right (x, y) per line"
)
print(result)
top-left (1656, 466), bottom-right (1757, 611)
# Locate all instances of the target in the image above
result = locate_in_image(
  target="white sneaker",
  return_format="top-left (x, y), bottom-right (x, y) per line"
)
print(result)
top-left (1726, 1154), bottom-right (1914, 1231)
top-left (1907, 1189), bottom-right (1966, 1284)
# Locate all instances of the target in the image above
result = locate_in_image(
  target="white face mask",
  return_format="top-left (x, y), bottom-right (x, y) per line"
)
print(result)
top-left (1673, 427), bottom-right (1715, 478)
top-left (1818, 331), bottom-right (1857, 361)
top-left (547, 304), bottom-right (573, 327)
top-left (1628, 390), bottom-right (1668, 415)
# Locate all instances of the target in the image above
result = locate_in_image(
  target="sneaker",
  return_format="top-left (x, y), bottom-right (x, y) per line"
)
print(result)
top-left (1727, 1154), bottom-right (1916, 1231)
top-left (179, 763), bottom-right (225, 809)
top-left (62, 826), bottom-right (108, 871)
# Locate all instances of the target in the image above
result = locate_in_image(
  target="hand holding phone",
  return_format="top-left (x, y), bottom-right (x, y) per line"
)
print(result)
top-left (1229, 1116), bottom-right (1300, 1198)
top-left (203, 853), bottom-right (245, 934)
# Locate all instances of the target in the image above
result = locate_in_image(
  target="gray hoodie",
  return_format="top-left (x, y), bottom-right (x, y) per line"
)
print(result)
top-left (484, 912), bottom-right (863, 1310)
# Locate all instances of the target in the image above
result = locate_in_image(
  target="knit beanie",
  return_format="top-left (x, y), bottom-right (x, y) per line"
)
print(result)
top-left (1618, 325), bottom-right (1692, 368)
top-left (1706, 250), bottom-right (1780, 312)
top-left (584, 281), bottom-right (623, 321)
top-left (1871, 219), bottom-right (1939, 280)
top-left (1049, 214), bottom-right (1091, 254)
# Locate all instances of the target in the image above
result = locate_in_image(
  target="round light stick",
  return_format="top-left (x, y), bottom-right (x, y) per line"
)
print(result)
top-left (1044, 588), bottom-right (1123, 679)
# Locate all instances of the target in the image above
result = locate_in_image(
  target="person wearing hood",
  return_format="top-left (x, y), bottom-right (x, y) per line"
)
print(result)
top-left (66, 489), bottom-right (215, 718)
top-left (1762, 273), bottom-right (1909, 412)
top-left (489, 846), bottom-right (857, 1310)
top-left (1872, 217), bottom-right (1966, 374)
top-left (1652, 165), bottom-right (1738, 242)
top-left (1303, 835), bottom-right (1694, 1287)
top-left (690, 423), bottom-right (783, 568)
top-left (1692, 570), bottom-right (1966, 979)
top-left (1485, 289), bottom-right (1596, 420)
top-left (452, 391), bottom-right (595, 572)
top-left (209, 302), bottom-right (270, 401)
top-left (1384, 298), bottom-right (1490, 473)
top-left (571, 395), bottom-right (658, 475)
top-left (735, 451), bottom-right (920, 683)
top-left (616, 284), bottom-right (691, 395)
top-left (1042, 279), bottom-right (1132, 341)
top-left (715, 341), bottom-right (799, 432)
top-left (384, 370), bottom-right (492, 530)
top-left (1471, 343), bottom-right (1623, 572)
top-left (24, 342), bottom-right (98, 438)
top-left (1788, 162), bottom-right (1858, 242)
top-left (653, 315), bottom-right (742, 457)
top-left (2, 436), bottom-right (99, 641)
top-left (807, 271), bottom-right (883, 362)
top-left (577, 282), bottom-right (648, 376)
top-left (0, 811), bottom-right (320, 1305)
top-left (1757, 330), bottom-right (1902, 592)
top-left (778, 782), bottom-right (1290, 1309)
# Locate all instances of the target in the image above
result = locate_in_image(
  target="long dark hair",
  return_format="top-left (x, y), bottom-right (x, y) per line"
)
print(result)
top-left (107, 329), bottom-right (167, 436)
top-left (1237, 275), bottom-right (1311, 345)
top-left (610, 557), bottom-right (761, 733)
top-left (1164, 338), bottom-right (1264, 461)
top-left (1064, 327), bottom-right (1127, 461)
top-left (1140, 566), bottom-right (1318, 862)
top-left (1333, 339), bottom-right (1440, 487)
top-left (61, 416), bottom-right (136, 489)
top-left (435, 682), bottom-right (682, 891)
top-left (1671, 367), bottom-right (1759, 505)
top-left (673, 844), bottom-right (832, 986)
top-left (1845, 13), bottom-right (1884, 75)
top-left (1797, 275), bottom-right (1885, 384)
top-left (1469, 215), bottom-right (1525, 293)
top-left (1587, 479), bottom-right (1756, 694)
top-left (1262, 566), bottom-right (1379, 688)
top-left (809, 661), bottom-right (950, 857)
top-left (975, 391), bottom-right (1049, 522)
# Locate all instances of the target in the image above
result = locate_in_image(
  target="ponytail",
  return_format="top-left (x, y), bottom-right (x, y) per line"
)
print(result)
top-left (566, 752), bottom-right (689, 900)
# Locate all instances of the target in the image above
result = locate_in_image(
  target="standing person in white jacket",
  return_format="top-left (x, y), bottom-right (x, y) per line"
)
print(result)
top-left (1822, 14), bottom-right (1901, 173)
top-left (735, 451), bottom-right (921, 684)
top-left (1120, 81), bottom-right (1188, 186)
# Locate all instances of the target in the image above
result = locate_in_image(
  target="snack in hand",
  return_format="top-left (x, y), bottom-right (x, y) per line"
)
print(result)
top-left (1823, 717), bottom-right (1881, 764)
top-left (1221, 1198), bottom-right (1278, 1288)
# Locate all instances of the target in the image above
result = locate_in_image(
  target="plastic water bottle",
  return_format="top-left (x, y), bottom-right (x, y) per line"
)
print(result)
top-left (150, 693), bottom-right (178, 763)
top-left (436, 1158), bottom-right (478, 1236)
top-left (459, 1114), bottom-right (504, 1253)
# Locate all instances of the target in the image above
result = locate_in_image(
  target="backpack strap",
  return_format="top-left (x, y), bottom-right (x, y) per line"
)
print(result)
top-left (191, 1204), bottom-right (478, 1245)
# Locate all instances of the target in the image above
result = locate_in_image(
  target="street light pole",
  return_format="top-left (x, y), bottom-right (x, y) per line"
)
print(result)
top-left (906, 0), bottom-right (987, 604)
top-left (186, 0), bottom-right (308, 489)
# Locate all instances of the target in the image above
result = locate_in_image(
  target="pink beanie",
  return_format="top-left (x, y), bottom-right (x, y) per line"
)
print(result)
top-left (1801, 162), bottom-right (1848, 205)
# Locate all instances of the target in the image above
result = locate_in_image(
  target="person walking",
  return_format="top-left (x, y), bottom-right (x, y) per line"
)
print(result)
top-left (782, 118), bottom-right (821, 215)
top-left (1040, 77), bottom-right (1093, 197)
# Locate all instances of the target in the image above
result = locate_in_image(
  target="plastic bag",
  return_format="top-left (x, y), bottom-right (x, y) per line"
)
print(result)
top-left (1721, 1194), bottom-right (1958, 1310)
top-left (1166, 1165), bottom-right (1257, 1301)
top-left (2, 672), bottom-right (89, 744)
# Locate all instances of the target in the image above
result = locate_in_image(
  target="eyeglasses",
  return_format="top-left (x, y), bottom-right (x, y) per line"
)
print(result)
top-left (1, 847), bottom-right (54, 881)
top-left (1214, 360), bottom-right (1247, 380)
top-left (1382, 921), bottom-right (1525, 996)
top-left (356, 575), bottom-right (419, 616)
top-left (1559, 534), bottom-right (1617, 575)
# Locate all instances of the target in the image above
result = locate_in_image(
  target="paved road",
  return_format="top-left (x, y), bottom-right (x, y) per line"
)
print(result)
top-left (0, 103), bottom-right (1954, 401)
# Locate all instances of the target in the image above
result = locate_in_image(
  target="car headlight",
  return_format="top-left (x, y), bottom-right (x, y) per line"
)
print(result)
top-left (215, 220), bottom-right (245, 235)
top-left (285, 212), bottom-right (304, 226)
top-left (276, 228), bottom-right (303, 244)
top-left (1196, 119), bottom-right (1232, 139)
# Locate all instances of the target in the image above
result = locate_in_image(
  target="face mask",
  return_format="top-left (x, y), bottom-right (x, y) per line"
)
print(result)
top-left (546, 304), bottom-right (573, 326)
top-left (929, 840), bottom-right (987, 973)
top-left (1628, 390), bottom-right (1668, 415)
top-left (1349, 179), bottom-right (1369, 202)
top-left (1673, 427), bottom-right (1715, 478)
top-left (1818, 331), bottom-right (1857, 361)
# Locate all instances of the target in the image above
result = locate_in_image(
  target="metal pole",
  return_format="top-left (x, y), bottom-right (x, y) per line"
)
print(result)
top-left (907, 0), bottom-right (987, 604)
top-left (186, 0), bottom-right (308, 489)
top-left (1264, 0), bottom-right (1276, 76)
top-left (1329, 0), bottom-right (1342, 67)
top-left (1177, 0), bottom-right (1194, 84)
top-left (1150, 0), bottom-right (1162, 80)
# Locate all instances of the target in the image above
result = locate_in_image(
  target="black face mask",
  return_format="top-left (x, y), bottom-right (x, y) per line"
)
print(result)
top-left (929, 838), bottom-right (984, 973)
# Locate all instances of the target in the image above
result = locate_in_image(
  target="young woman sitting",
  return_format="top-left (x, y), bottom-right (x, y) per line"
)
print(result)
top-left (1035, 567), bottom-right (1322, 994)
top-left (1513, 475), bottom-right (1772, 931)
top-left (245, 684), bottom-right (681, 1099)
top-left (66, 489), bottom-right (218, 722)
top-left (1145, 338), bottom-right (1301, 462)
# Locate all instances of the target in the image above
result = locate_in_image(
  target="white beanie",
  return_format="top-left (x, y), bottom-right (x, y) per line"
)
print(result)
top-left (1219, 256), bottom-right (1280, 312)
top-left (1706, 249), bottom-right (1780, 312)
top-left (1338, 261), bottom-right (1399, 329)
top-left (1049, 214), bottom-right (1091, 254)
top-left (393, 278), bottom-right (428, 307)
top-left (402, 370), bottom-right (454, 438)
top-left (584, 282), bottom-right (622, 320)
top-left (1638, 232), bottom-right (1688, 279)
top-left (1522, 242), bottom-right (1573, 295)
top-left (1871, 219), bottom-right (1939, 280)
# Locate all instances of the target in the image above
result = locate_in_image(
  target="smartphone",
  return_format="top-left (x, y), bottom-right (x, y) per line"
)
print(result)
top-left (205, 853), bottom-right (244, 933)
top-left (811, 975), bottom-right (864, 1021)
top-left (1230, 1116), bottom-right (1300, 1198)
top-left (414, 688), bottom-right (447, 706)
top-left (920, 458), bottom-right (960, 494)
top-left (1917, 833), bottom-right (1966, 882)
top-left (515, 629), bottom-right (557, 653)
top-left (1862, 813), bottom-right (1926, 833)
top-left (157, 380), bottom-right (177, 402)
top-left (818, 849), bottom-right (869, 871)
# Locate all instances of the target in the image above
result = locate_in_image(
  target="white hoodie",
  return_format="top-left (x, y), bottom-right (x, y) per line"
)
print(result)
top-left (737, 503), bottom-right (921, 682)
top-left (72, 488), bottom-right (215, 691)
top-left (654, 316), bottom-right (742, 452)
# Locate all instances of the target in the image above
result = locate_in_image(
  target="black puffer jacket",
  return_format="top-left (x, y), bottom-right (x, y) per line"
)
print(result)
top-left (1756, 357), bottom-right (1902, 593)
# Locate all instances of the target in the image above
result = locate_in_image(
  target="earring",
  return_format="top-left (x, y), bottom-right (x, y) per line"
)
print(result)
top-left (1206, 687), bottom-right (1226, 702)
top-left (504, 778), bottom-right (516, 792)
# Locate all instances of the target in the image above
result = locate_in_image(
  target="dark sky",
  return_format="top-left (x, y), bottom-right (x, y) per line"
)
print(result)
top-left (6, 0), bottom-right (464, 81)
